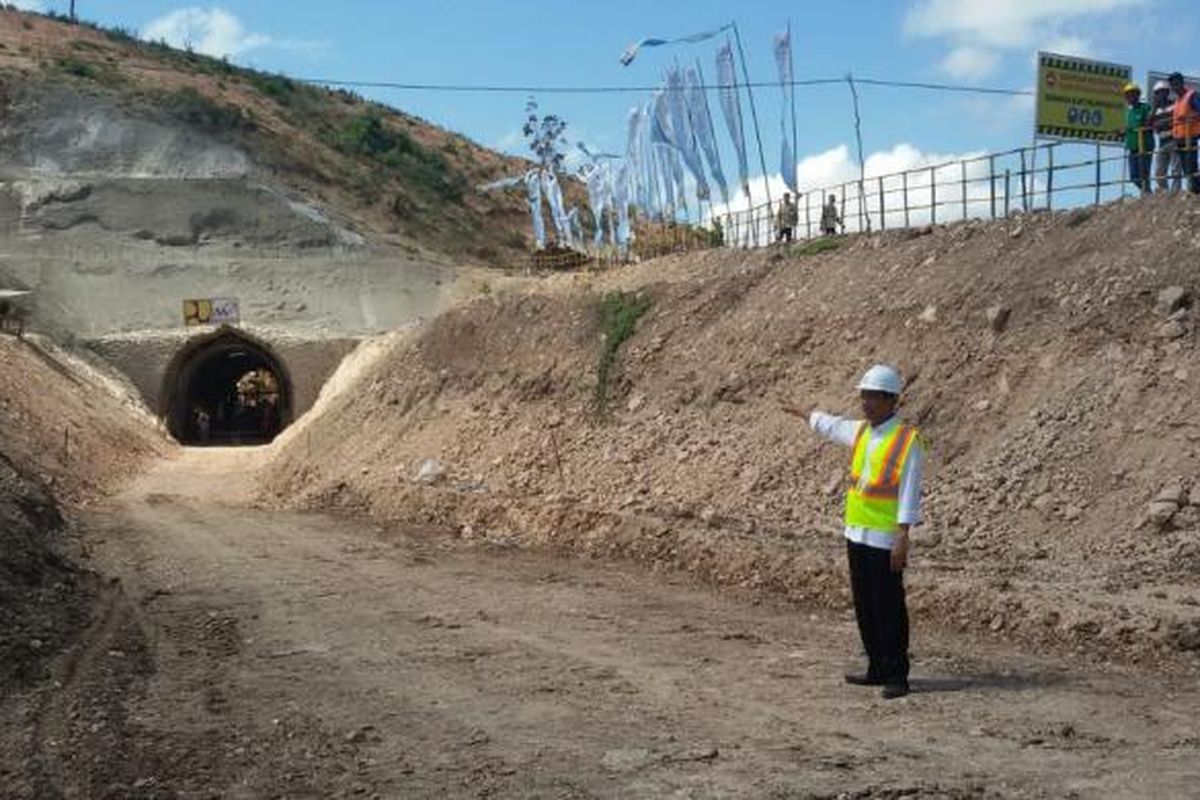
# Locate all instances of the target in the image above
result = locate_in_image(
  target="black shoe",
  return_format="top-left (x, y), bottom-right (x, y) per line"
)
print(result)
top-left (880, 682), bottom-right (910, 699)
top-left (844, 673), bottom-right (885, 686)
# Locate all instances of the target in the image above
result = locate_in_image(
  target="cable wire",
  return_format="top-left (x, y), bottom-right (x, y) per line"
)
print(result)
top-left (301, 76), bottom-right (1032, 97)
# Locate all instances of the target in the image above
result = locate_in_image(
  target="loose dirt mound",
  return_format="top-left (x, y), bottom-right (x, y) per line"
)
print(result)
top-left (264, 197), bottom-right (1200, 670)
top-left (0, 334), bottom-right (169, 693)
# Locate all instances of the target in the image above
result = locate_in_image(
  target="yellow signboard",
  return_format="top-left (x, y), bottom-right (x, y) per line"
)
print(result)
top-left (1035, 52), bottom-right (1130, 145)
top-left (183, 297), bottom-right (240, 326)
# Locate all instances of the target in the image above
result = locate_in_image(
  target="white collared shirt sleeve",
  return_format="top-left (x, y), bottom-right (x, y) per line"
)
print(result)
top-left (808, 411), bottom-right (860, 447)
top-left (896, 440), bottom-right (925, 526)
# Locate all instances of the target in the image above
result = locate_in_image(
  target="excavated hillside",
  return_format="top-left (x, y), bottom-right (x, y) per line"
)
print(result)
top-left (264, 196), bottom-right (1200, 671)
top-left (0, 334), bottom-right (169, 693)
top-left (0, 8), bottom-right (536, 263)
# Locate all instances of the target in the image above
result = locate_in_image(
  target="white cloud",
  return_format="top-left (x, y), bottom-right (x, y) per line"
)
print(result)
top-left (9, 1), bottom-right (44, 10)
top-left (142, 7), bottom-right (270, 59)
top-left (904, 0), bottom-right (1148, 49)
top-left (940, 45), bottom-right (1002, 80)
top-left (1040, 35), bottom-right (1093, 59)
top-left (906, 0), bottom-right (1146, 80)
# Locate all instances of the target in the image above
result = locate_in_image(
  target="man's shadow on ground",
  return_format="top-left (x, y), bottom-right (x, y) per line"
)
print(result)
top-left (909, 671), bottom-right (1067, 695)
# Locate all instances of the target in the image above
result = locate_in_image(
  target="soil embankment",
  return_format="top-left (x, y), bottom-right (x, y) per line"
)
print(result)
top-left (263, 197), bottom-right (1200, 669)
top-left (0, 333), bottom-right (168, 699)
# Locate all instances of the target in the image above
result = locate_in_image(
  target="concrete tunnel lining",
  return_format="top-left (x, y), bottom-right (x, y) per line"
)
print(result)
top-left (161, 326), bottom-right (294, 444)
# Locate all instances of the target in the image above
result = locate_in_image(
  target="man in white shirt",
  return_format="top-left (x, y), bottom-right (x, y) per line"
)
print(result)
top-left (783, 364), bottom-right (925, 699)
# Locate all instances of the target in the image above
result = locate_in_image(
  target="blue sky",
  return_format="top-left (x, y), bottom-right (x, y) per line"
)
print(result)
top-left (17, 1), bottom-right (1200, 200)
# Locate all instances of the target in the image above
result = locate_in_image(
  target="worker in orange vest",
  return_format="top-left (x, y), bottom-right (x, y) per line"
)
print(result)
top-left (1168, 72), bottom-right (1200, 194)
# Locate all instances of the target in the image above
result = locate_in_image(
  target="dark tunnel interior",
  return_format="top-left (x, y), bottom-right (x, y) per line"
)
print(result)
top-left (165, 332), bottom-right (292, 446)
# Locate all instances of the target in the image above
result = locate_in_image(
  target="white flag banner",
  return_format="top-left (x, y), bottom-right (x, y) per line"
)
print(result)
top-left (716, 41), bottom-right (750, 196)
top-left (525, 170), bottom-right (545, 249)
top-left (585, 163), bottom-right (609, 245)
top-left (774, 30), bottom-right (798, 193)
top-left (655, 144), bottom-right (677, 218)
top-left (619, 24), bottom-right (732, 67)
top-left (615, 162), bottom-right (632, 248)
top-left (624, 107), bottom-right (647, 215)
top-left (685, 66), bottom-right (729, 203)
top-left (665, 68), bottom-right (710, 201)
top-left (541, 170), bottom-right (571, 246)
top-left (641, 107), bottom-right (664, 218)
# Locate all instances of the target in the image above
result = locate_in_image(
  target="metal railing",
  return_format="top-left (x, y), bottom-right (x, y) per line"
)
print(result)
top-left (686, 138), bottom-right (1197, 250)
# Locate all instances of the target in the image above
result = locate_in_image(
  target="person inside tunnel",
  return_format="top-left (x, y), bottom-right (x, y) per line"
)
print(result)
top-left (166, 331), bottom-right (291, 445)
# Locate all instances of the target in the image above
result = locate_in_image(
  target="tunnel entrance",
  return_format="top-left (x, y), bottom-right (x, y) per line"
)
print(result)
top-left (162, 328), bottom-right (293, 445)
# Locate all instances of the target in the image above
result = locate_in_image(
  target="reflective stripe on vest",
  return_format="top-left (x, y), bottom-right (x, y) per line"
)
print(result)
top-left (845, 421), bottom-right (919, 533)
top-left (1173, 89), bottom-right (1200, 140)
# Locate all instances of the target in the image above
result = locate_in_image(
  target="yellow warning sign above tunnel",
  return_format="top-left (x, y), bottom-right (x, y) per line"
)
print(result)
top-left (183, 297), bottom-right (240, 326)
top-left (1035, 51), bottom-right (1130, 144)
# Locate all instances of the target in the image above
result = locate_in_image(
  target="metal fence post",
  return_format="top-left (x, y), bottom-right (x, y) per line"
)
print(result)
top-left (878, 176), bottom-right (885, 231)
top-left (1046, 144), bottom-right (1055, 210)
top-left (960, 160), bottom-right (968, 220)
top-left (903, 171), bottom-right (910, 228)
top-left (839, 186), bottom-right (847, 233)
top-left (989, 155), bottom-right (996, 219)
top-left (1095, 142), bottom-right (1102, 207)
top-left (858, 181), bottom-right (866, 234)
top-left (930, 165), bottom-right (937, 225)
top-left (1019, 149), bottom-right (1028, 212)
top-left (1004, 169), bottom-right (1011, 217)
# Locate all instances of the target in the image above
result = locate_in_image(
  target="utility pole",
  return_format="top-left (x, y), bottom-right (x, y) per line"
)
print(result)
top-left (70, 1), bottom-right (76, 22)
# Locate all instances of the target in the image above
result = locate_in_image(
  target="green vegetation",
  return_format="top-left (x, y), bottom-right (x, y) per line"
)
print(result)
top-left (56, 57), bottom-right (97, 79)
top-left (792, 236), bottom-right (842, 256)
top-left (594, 290), bottom-right (653, 417)
top-left (708, 218), bottom-right (725, 247)
top-left (163, 87), bottom-right (255, 133)
top-left (337, 111), bottom-right (465, 202)
top-left (249, 73), bottom-right (297, 102)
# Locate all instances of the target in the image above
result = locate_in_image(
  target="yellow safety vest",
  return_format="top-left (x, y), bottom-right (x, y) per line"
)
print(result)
top-left (845, 421), bottom-right (920, 533)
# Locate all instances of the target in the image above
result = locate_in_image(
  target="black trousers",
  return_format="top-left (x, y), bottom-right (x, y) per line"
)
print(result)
top-left (847, 540), bottom-right (909, 682)
top-left (1182, 137), bottom-right (1200, 195)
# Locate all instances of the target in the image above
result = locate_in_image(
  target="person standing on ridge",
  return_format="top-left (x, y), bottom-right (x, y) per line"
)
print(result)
top-left (1149, 80), bottom-right (1181, 194)
top-left (1168, 72), bottom-right (1200, 194)
top-left (1122, 82), bottom-right (1153, 196)
top-left (776, 192), bottom-right (798, 243)
top-left (821, 194), bottom-right (841, 236)
top-left (782, 364), bottom-right (926, 699)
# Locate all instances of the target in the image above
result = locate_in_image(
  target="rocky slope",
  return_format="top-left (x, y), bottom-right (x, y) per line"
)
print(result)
top-left (263, 196), bottom-right (1200, 669)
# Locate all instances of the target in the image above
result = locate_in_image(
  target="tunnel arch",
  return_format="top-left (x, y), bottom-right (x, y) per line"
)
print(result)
top-left (161, 326), bottom-right (293, 445)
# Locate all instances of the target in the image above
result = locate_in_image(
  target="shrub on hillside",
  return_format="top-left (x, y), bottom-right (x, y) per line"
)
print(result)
top-left (163, 87), bottom-right (255, 133)
top-left (337, 111), bottom-right (465, 203)
top-left (56, 57), bottom-right (96, 79)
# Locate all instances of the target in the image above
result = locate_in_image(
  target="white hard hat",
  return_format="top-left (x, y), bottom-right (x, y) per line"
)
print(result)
top-left (1154, 80), bottom-right (1171, 92)
top-left (857, 364), bottom-right (903, 395)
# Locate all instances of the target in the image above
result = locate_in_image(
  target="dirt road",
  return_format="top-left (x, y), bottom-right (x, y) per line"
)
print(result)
top-left (6, 448), bottom-right (1197, 799)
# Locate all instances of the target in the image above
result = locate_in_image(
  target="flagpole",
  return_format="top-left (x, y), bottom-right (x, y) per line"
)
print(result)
top-left (695, 58), bottom-right (727, 207)
top-left (731, 20), bottom-right (772, 239)
top-left (788, 20), bottom-right (798, 194)
top-left (846, 72), bottom-right (870, 233)
top-left (719, 39), bottom-right (754, 240)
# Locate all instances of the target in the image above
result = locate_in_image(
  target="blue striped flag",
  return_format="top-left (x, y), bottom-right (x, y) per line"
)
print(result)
top-left (619, 24), bottom-right (732, 66)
